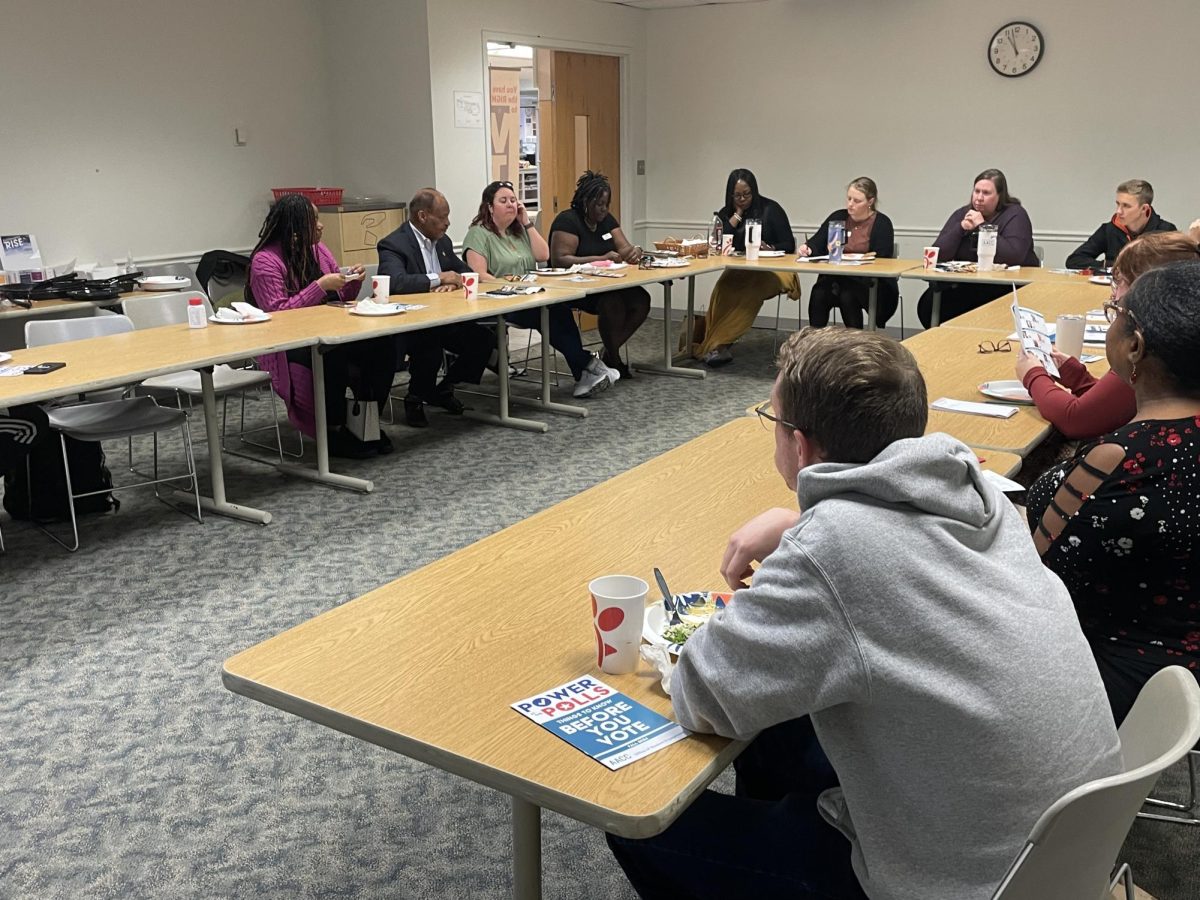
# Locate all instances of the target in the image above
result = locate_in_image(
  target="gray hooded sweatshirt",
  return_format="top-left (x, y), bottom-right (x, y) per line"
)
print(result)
top-left (672, 433), bottom-right (1122, 900)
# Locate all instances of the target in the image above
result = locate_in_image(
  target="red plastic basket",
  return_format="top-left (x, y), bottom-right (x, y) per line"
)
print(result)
top-left (271, 187), bottom-right (344, 206)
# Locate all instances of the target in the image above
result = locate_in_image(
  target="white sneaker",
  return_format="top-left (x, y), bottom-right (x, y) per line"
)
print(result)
top-left (573, 355), bottom-right (615, 398)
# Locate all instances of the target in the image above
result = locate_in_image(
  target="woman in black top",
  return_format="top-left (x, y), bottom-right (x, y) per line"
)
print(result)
top-left (1026, 260), bottom-right (1200, 724)
top-left (692, 169), bottom-right (798, 366)
top-left (549, 171), bottom-right (649, 379)
top-left (801, 177), bottom-right (898, 330)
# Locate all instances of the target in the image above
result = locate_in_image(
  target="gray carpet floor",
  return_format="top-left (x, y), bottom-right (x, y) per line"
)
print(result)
top-left (1, 320), bottom-right (1195, 899)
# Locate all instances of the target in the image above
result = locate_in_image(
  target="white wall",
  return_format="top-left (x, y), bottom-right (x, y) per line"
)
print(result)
top-left (0, 0), bottom-right (339, 266)
top-left (641, 0), bottom-right (1200, 325)
top-left (320, 0), bottom-right (436, 201)
top-left (424, 0), bottom-right (648, 236)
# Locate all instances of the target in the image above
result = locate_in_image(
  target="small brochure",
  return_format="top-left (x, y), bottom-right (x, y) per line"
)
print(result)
top-left (512, 676), bottom-right (688, 771)
top-left (0, 233), bottom-right (44, 281)
top-left (483, 285), bottom-right (546, 297)
top-left (1010, 290), bottom-right (1059, 378)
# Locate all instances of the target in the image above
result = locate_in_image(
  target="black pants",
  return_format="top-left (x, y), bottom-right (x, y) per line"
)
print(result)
top-left (402, 322), bottom-right (494, 399)
top-left (608, 717), bottom-right (866, 900)
top-left (505, 302), bottom-right (591, 380)
top-left (917, 282), bottom-right (1011, 328)
top-left (808, 275), bottom-right (899, 330)
top-left (1091, 641), bottom-right (1197, 727)
top-left (286, 336), bottom-right (395, 429)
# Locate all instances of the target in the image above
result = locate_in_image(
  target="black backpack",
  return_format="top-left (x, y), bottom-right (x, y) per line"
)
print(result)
top-left (3, 435), bottom-right (119, 522)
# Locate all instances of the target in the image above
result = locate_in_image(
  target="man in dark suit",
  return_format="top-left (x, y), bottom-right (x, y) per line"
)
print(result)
top-left (377, 188), bottom-right (493, 427)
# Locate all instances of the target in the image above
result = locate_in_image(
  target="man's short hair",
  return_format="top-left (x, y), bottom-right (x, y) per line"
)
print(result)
top-left (1116, 179), bottom-right (1154, 206)
top-left (776, 327), bottom-right (928, 464)
top-left (409, 188), bottom-right (442, 218)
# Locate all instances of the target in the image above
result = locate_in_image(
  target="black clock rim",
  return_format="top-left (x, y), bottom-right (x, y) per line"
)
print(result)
top-left (988, 20), bottom-right (1045, 78)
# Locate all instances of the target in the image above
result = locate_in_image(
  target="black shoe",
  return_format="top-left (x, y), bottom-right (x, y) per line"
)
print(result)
top-left (404, 396), bottom-right (428, 428)
top-left (375, 429), bottom-right (394, 455)
top-left (602, 352), bottom-right (633, 380)
top-left (327, 427), bottom-right (376, 459)
top-left (430, 388), bottom-right (466, 415)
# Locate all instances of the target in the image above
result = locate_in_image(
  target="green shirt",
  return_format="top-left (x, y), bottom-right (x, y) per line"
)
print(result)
top-left (462, 224), bottom-right (535, 278)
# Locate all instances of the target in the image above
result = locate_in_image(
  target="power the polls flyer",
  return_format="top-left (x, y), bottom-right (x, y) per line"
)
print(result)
top-left (511, 676), bottom-right (687, 770)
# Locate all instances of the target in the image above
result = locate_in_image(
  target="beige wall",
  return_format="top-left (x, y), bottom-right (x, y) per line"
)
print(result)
top-left (0, 0), bottom-right (338, 265)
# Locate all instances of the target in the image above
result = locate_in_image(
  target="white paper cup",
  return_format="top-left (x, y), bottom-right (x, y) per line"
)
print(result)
top-left (1056, 314), bottom-right (1086, 360)
top-left (721, 234), bottom-right (734, 255)
top-left (923, 247), bottom-right (939, 270)
top-left (589, 575), bottom-right (648, 675)
top-left (461, 271), bottom-right (479, 300)
top-left (371, 274), bottom-right (390, 300)
top-left (746, 243), bottom-right (760, 262)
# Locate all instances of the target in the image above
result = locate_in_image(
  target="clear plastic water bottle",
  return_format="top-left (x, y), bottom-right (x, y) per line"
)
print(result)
top-left (828, 221), bottom-right (845, 264)
top-left (187, 296), bottom-right (208, 329)
top-left (709, 212), bottom-right (723, 257)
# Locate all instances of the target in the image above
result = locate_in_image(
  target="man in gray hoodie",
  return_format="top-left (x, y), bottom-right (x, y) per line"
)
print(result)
top-left (609, 327), bottom-right (1122, 900)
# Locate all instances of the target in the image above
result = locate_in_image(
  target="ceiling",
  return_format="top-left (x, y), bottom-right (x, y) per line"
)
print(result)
top-left (587, 0), bottom-right (766, 9)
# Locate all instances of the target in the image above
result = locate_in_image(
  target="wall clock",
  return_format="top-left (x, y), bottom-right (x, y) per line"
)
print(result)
top-left (988, 21), bottom-right (1044, 77)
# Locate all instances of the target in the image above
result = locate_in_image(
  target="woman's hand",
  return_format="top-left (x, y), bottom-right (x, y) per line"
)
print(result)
top-left (516, 200), bottom-right (531, 228)
top-left (760, 242), bottom-right (775, 251)
top-left (798, 244), bottom-right (811, 257)
top-left (1014, 350), bottom-right (1044, 381)
top-left (619, 244), bottom-right (643, 264)
top-left (317, 272), bottom-right (347, 292)
top-left (1049, 349), bottom-right (1071, 369)
top-left (961, 210), bottom-right (985, 231)
top-left (605, 250), bottom-right (622, 262)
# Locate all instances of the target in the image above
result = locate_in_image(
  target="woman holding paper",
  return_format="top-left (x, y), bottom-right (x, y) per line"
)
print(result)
top-left (690, 169), bottom-right (798, 367)
top-left (1015, 231), bottom-right (1199, 440)
top-left (916, 169), bottom-right (1039, 328)
top-left (801, 177), bottom-right (898, 330)
top-left (463, 180), bottom-right (619, 399)
top-left (1026, 259), bottom-right (1200, 724)
top-left (246, 193), bottom-right (397, 458)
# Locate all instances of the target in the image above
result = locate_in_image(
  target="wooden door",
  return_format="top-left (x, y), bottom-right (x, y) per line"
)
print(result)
top-left (545, 51), bottom-right (621, 222)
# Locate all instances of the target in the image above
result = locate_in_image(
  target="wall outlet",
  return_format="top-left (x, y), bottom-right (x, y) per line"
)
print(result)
top-left (636, 159), bottom-right (645, 175)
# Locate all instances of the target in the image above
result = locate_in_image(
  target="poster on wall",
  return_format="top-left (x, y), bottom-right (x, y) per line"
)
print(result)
top-left (489, 67), bottom-right (520, 184)
top-left (454, 91), bottom-right (483, 129)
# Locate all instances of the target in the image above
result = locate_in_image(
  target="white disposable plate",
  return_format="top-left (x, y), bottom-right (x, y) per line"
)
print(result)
top-left (139, 276), bottom-right (192, 291)
top-left (754, 250), bottom-right (785, 258)
top-left (649, 258), bottom-right (690, 268)
top-left (978, 380), bottom-right (1033, 404)
top-left (350, 304), bottom-right (408, 316)
top-left (0, 351), bottom-right (11, 363)
top-left (1089, 275), bottom-right (1113, 286)
top-left (535, 268), bottom-right (575, 276)
top-left (642, 590), bottom-right (734, 654)
top-left (209, 313), bottom-right (271, 325)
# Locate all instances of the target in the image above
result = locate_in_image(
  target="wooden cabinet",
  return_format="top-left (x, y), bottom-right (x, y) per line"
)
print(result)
top-left (318, 204), bottom-right (407, 268)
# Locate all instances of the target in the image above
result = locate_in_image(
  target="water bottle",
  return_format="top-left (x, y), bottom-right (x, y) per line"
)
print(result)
top-left (187, 296), bottom-right (208, 329)
top-left (709, 212), bottom-right (723, 257)
top-left (977, 223), bottom-right (998, 272)
top-left (828, 221), bottom-right (845, 264)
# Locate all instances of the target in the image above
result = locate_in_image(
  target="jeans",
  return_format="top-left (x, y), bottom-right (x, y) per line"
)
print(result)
top-left (607, 717), bottom-right (867, 900)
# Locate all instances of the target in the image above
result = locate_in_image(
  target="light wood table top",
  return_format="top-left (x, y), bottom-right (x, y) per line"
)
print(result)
top-left (899, 265), bottom-right (1097, 288)
top-left (721, 255), bottom-right (921, 279)
top-left (942, 280), bottom-right (1108, 332)
top-left (224, 417), bottom-right (799, 839)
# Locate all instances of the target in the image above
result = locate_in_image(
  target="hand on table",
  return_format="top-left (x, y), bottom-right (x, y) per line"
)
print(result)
top-left (432, 283), bottom-right (459, 293)
top-left (619, 244), bottom-right (643, 264)
top-left (720, 507), bottom-right (802, 590)
top-left (798, 244), bottom-right (811, 257)
top-left (1014, 350), bottom-right (1044, 381)
top-left (438, 271), bottom-right (463, 289)
top-left (317, 272), bottom-right (347, 292)
top-left (961, 210), bottom-right (985, 232)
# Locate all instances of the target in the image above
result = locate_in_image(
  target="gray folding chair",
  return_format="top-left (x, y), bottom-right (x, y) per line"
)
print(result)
top-left (21, 314), bottom-right (202, 551)
top-left (120, 292), bottom-right (297, 462)
top-left (991, 666), bottom-right (1200, 899)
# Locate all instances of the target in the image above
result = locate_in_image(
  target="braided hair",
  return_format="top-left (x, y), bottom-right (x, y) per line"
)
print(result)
top-left (570, 170), bottom-right (611, 222)
top-left (245, 193), bottom-right (320, 304)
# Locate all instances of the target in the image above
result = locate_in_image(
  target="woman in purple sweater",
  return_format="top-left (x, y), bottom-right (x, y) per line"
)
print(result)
top-left (917, 168), bottom-right (1040, 327)
top-left (246, 194), bottom-right (396, 458)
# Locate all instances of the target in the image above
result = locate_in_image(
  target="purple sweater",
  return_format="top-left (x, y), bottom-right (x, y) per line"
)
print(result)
top-left (934, 204), bottom-right (1040, 267)
top-left (249, 242), bottom-right (357, 436)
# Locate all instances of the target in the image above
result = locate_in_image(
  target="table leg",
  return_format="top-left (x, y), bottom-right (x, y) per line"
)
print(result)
top-left (506, 305), bottom-right (587, 418)
top-left (276, 346), bottom-right (374, 493)
top-left (634, 278), bottom-right (706, 379)
top-left (931, 286), bottom-right (943, 327)
top-left (512, 796), bottom-right (542, 900)
top-left (462, 315), bottom-right (550, 433)
top-left (866, 279), bottom-right (878, 332)
top-left (176, 367), bottom-right (272, 524)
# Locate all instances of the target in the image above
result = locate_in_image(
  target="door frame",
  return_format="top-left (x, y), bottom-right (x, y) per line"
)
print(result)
top-left (481, 30), bottom-right (634, 229)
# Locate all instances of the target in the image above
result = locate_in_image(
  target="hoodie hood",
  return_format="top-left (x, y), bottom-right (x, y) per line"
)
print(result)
top-left (1111, 207), bottom-right (1164, 238)
top-left (795, 432), bottom-right (996, 528)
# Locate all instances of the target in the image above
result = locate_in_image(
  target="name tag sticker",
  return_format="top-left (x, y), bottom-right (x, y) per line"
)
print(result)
top-left (602, 233), bottom-right (613, 241)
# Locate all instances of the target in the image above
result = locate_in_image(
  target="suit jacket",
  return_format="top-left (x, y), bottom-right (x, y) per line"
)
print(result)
top-left (377, 223), bottom-right (471, 294)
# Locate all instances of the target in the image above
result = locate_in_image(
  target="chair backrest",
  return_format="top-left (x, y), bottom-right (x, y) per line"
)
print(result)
top-left (353, 263), bottom-right (379, 301)
top-left (121, 292), bottom-right (212, 329)
top-left (26, 314), bottom-right (135, 348)
top-left (992, 666), bottom-right (1200, 899)
top-left (195, 249), bottom-right (251, 308)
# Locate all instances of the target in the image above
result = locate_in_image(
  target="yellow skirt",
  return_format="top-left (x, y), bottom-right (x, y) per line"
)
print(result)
top-left (692, 270), bottom-right (801, 357)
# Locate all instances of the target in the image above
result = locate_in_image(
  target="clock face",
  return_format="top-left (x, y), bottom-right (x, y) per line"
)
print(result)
top-left (989, 21), bottom-right (1044, 77)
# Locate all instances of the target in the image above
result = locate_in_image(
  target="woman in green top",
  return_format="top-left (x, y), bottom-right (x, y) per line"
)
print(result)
top-left (463, 181), bottom-right (619, 398)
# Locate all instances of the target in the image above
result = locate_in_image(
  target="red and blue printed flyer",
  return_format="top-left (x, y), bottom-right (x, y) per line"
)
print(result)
top-left (511, 676), bottom-right (688, 771)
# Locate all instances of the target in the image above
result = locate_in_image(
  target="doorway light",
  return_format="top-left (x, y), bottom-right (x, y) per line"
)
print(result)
top-left (486, 41), bottom-right (534, 59)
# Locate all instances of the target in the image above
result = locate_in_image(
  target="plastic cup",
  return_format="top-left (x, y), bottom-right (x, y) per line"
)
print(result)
top-left (1056, 314), bottom-right (1086, 359)
top-left (923, 247), bottom-right (939, 270)
top-left (371, 274), bottom-right (390, 300)
top-left (461, 271), bottom-right (479, 300)
top-left (589, 575), bottom-right (648, 675)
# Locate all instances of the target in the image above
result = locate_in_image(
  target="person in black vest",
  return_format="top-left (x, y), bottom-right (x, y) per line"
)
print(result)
top-left (548, 171), bottom-right (649, 379)
top-left (377, 188), bottom-right (493, 428)
top-left (1065, 179), bottom-right (1176, 270)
